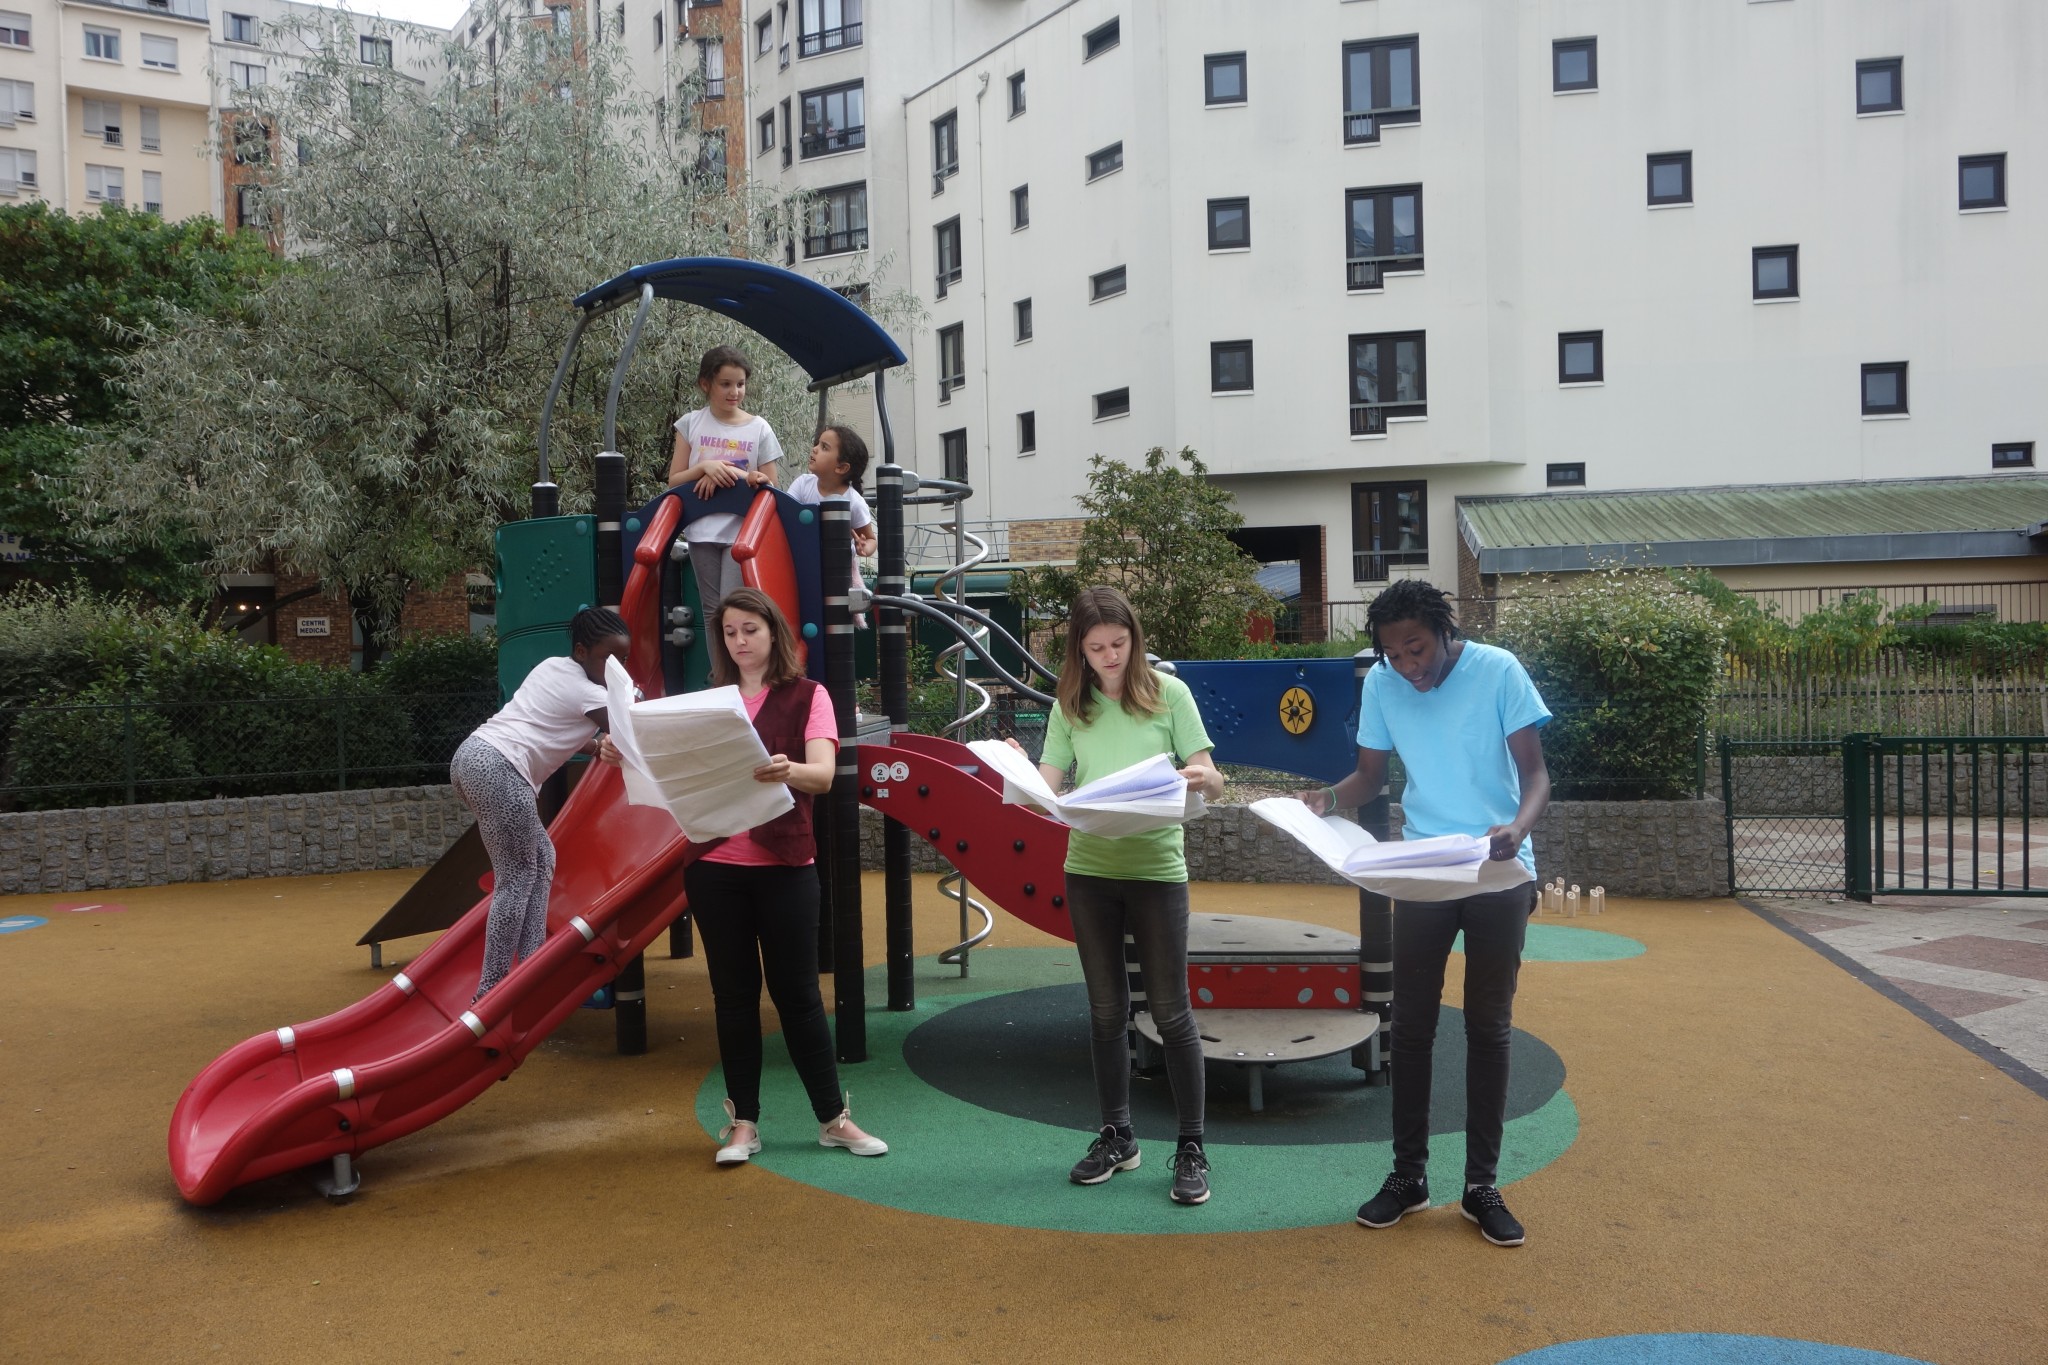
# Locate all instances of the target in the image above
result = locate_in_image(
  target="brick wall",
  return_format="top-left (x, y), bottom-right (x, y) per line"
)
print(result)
top-left (1008, 518), bottom-right (1087, 563)
top-left (272, 573), bottom-right (471, 668)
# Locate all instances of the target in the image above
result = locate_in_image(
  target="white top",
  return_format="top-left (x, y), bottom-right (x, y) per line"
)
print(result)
top-left (786, 472), bottom-right (873, 530)
top-left (675, 409), bottom-right (784, 544)
top-left (472, 656), bottom-right (609, 791)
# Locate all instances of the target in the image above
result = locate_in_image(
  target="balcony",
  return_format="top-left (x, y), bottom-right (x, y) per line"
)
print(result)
top-left (804, 226), bottom-right (867, 257)
top-left (797, 21), bottom-right (860, 58)
top-left (1353, 550), bottom-right (1429, 583)
top-left (778, 42), bottom-right (789, 69)
top-left (1342, 104), bottom-right (1418, 146)
top-left (799, 123), bottom-right (862, 158)
top-left (1348, 401), bottom-right (1424, 436)
top-left (1345, 252), bottom-right (1422, 291)
top-left (101, 127), bottom-right (123, 147)
top-left (700, 77), bottom-right (725, 99)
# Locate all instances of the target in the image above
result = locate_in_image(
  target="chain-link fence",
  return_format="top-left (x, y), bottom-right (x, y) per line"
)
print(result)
top-left (0, 692), bottom-right (498, 812)
top-left (1720, 739), bottom-right (1846, 896)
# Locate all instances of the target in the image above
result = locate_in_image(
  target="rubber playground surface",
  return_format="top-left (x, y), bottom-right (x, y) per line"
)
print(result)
top-left (3, 872), bottom-right (2046, 1364)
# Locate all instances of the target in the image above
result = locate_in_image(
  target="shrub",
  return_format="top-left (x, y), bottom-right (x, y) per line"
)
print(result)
top-left (5, 681), bottom-right (200, 809)
top-left (1491, 568), bottom-right (1724, 800)
top-left (374, 631), bottom-right (498, 772)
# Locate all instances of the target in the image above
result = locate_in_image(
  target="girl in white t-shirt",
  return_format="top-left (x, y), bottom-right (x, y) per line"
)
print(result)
top-left (786, 425), bottom-right (876, 625)
top-left (454, 607), bottom-right (629, 1000)
top-left (667, 345), bottom-right (784, 617)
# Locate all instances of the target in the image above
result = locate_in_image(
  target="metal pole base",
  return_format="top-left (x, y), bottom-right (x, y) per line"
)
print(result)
top-left (369, 943), bottom-right (383, 970)
top-left (313, 1152), bottom-right (360, 1200)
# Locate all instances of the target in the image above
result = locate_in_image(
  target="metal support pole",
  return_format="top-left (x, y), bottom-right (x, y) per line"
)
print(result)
top-left (822, 496), bottom-right (866, 1063)
top-left (875, 376), bottom-right (916, 1013)
top-left (1352, 649), bottom-right (1393, 1083)
top-left (1844, 732), bottom-right (1873, 903)
top-left (593, 448), bottom-right (647, 1056)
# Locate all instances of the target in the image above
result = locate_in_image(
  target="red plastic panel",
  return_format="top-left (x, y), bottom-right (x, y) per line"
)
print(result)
top-left (730, 492), bottom-right (805, 669)
top-left (1189, 962), bottom-right (1361, 1010)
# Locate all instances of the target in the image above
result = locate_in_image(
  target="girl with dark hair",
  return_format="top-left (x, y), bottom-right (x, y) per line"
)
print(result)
top-left (686, 586), bottom-right (888, 1166)
top-left (1301, 578), bottom-right (1551, 1247)
top-left (454, 606), bottom-right (630, 1000)
top-left (1009, 586), bottom-right (1224, 1205)
top-left (667, 345), bottom-right (784, 617)
top-left (787, 425), bottom-right (877, 624)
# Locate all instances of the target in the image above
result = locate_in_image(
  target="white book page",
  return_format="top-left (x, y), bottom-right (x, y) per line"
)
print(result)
top-left (605, 659), bottom-right (794, 840)
top-left (1249, 798), bottom-right (1533, 902)
top-left (966, 741), bottom-right (1204, 838)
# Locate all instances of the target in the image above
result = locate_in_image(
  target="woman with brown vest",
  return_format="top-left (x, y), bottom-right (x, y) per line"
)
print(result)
top-left (686, 586), bottom-right (889, 1165)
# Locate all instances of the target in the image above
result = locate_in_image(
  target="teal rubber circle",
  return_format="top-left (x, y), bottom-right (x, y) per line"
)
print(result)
top-left (799, 507), bottom-right (815, 524)
top-left (802, 622), bottom-right (818, 639)
top-left (626, 516), bottom-right (642, 532)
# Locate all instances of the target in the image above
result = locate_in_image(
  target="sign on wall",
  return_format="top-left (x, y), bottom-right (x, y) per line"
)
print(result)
top-left (296, 617), bottom-right (332, 637)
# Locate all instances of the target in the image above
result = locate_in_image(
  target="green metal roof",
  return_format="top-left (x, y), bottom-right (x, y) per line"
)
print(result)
top-left (1457, 475), bottom-right (2048, 574)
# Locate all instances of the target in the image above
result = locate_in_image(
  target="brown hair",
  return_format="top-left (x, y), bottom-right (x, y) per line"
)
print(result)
top-left (1056, 585), bottom-right (1161, 724)
top-left (708, 586), bottom-right (806, 688)
top-left (697, 344), bottom-right (752, 385)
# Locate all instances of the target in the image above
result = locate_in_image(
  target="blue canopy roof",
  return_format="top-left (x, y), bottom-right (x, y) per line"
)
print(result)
top-left (571, 257), bottom-right (906, 388)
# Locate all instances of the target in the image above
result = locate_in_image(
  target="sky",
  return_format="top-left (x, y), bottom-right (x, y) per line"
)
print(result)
top-left (337, 0), bottom-right (473, 30)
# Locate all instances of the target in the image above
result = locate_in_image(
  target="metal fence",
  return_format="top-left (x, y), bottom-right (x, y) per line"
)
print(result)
top-left (1717, 648), bottom-right (2048, 741)
top-left (1721, 739), bottom-right (1846, 896)
top-left (1855, 734), bottom-right (2048, 899)
top-left (0, 692), bottom-right (498, 812)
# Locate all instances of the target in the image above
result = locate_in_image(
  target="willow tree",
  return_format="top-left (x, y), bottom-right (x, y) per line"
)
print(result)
top-left (70, 6), bottom-right (840, 652)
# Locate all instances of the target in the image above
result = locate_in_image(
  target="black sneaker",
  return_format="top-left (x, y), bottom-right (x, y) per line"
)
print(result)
top-left (1169, 1142), bottom-right (1210, 1206)
top-left (1460, 1184), bottom-right (1525, 1247)
top-left (1355, 1173), bottom-right (1430, 1228)
top-left (1069, 1125), bottom-right (1140, 1185)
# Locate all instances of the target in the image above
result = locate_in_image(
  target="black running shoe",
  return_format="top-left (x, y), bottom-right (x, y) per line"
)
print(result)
top-left (1460, 1184), bottom-right (1526, 1246)
top-left (1169, 1142), bottom-right (1211, 1206)
top-left (1069, 1125), bottom-right (1140, 1185)
top-left (1355, 1173), bottom-right (1430, 1228)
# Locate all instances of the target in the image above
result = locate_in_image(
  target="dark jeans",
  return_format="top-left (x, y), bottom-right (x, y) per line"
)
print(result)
top-left (1064, 873), bottom-right (1205, 1137)
top-left (1390, 882), bottom-right (1537, 1187)
top-left (685, 860), bottom-right (843, 1124)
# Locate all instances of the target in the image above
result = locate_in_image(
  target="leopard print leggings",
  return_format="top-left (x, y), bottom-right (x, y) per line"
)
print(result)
top-left (451, 735), bottom-right (556, 1000)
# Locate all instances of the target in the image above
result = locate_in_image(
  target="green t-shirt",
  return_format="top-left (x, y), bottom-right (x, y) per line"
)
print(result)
top-left (1039, 672), bottom-right (1215, 883)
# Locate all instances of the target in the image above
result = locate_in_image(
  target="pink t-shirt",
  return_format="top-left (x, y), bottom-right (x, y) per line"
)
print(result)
top-left (701, 683), bottom-right (839, 866)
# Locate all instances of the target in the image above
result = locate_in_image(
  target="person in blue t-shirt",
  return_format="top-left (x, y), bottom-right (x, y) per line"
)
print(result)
top-left (1301, 579), bottom-right (1551, 1247)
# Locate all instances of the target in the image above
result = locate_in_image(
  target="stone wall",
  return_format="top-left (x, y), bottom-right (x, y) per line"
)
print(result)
top-left (0, 786), bottom-right (473, 895)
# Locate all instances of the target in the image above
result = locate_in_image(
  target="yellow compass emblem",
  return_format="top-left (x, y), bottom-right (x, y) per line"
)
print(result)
top-left (1278, 686), bottom-right (1315, 736)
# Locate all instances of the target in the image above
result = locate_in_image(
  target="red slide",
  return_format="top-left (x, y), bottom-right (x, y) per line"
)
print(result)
top-left (168, 495), bottom-right (766, 1206)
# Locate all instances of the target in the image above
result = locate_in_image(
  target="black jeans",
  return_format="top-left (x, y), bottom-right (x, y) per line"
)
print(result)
top-left (684, 860), bottom-right (843, 1124)
top-left (1389, 882), bottom-right (1537, 1187)
top-left (1064, 873), bottom-right (1205, 1137)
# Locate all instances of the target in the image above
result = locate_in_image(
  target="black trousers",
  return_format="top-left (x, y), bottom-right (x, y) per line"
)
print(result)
top-left (1389, 882), bottom-right (1537, 1187)
top-left (684, 860), bottom-right (843, 1124)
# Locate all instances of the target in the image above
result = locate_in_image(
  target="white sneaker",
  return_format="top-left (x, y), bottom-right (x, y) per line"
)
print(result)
top-left (715, 1098), bottom-right (761, 1166)
top-left (818, 1093), bottom-right (888, 1157)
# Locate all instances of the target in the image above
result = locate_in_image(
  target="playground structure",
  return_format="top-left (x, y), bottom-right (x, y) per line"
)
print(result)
top-left (167, 257), bottom-right (1399, 1205)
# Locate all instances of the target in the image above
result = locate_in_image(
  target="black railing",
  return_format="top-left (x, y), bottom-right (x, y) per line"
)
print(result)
top-left (1349, 401), bottom-right (1423, 436)
top-left (798, 21), bottom-right (860, 57)
top-left (1346, 253), bottom-right (1422, 290)
top-left (700, 76), bottom-right (725, 99)
top-left (778, 42), bottom-right (789, 68)
top-left (804, 226), bottom-right (867, 256)
top-left (1344, 104), bottom-right (1419, 146)
top-left (799, 124), bottom-right (863, 157)
top-left (1352, 551), bottom-right (1428, 584)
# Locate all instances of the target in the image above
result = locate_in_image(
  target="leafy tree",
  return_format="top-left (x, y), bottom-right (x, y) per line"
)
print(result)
top-left (1009, 446), bottom-right (1273, 661)
top-left (0, 203), bottom-right (277, 598)
top-left (68, 7), bottom-right (901, 659)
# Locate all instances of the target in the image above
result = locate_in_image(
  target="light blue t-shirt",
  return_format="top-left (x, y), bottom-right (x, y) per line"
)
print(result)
top-left (1355, 641), bottom-right (1552, 874)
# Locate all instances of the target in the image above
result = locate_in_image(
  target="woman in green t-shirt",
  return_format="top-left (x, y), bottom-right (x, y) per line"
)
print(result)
top-left (1010, 586), bottom-right (1224, 1206)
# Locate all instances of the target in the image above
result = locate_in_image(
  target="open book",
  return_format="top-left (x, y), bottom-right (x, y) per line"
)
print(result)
top-left (604, 657), bottom-right (794, 841)
top-left (1249, 797), bottom-right (1533, 903)
top-left (967, 740), bottom-right (1205, 839)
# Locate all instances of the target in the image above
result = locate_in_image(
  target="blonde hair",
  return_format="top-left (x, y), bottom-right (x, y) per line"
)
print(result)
top-left (1056, 586), bottom-right (1161, 724)
top-left (708, 587), bottom-right (806, 688)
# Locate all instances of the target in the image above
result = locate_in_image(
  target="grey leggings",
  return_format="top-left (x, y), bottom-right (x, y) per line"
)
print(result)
top-left (1065, 873), bottom-right (1205, 1137)
top-left (451, 736), bottom-right (556, 999)
top-left (689, 541), bottom-right (743, 619)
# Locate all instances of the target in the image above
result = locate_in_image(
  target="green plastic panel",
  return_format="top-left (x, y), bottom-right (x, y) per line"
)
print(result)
top-left (495, 516), bottom-right (596, 700)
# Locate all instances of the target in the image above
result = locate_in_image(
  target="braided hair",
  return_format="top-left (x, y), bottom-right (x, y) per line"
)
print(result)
top-left (1365, 580), bottom-right (1459, 663)
top-left (570, 606), bottom-right (629, 651)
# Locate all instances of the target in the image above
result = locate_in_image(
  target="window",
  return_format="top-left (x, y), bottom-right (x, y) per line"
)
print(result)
top-left (0, 147), bottom-right (36, 191)
top-left (1351, 482), bottom-right (1428, 582)
top-left (799, 80), bottom-right (863, 156)
top-left (1014, 298), bottom-right (1032, 343)
top-left (1211, 340), bottom-right (1253, 393)
top-left (1857, 58), bottom-right (1901, 114)
top-left (0, 78), bottom-right (32, 121)
top-left (1205, 52), bottom-right (1246, 105)
top-left (1349, 331), bottom-right (1426, 433)
top-left (1960, 153), bottom-right (2005, 210)
top-left (777, 0), bottom-right (788, 65)
top-left (758, 112), bottom-right (775, 152)
top-left (1018, 411), bottom-right (1036, 455)
top-left (225, 12), bottom-right (256, 43)
top-left (1093, 387), bottom-right (1130, 421)
top-left (1993, 442), bottom-right (2035, 470)
top-left (932, 111), bottom-right (959, 188)
top-left (141, 170), bottom-right (162, 214)
top-left (229, 61), bottom-right (266, 92)
top-left (798, 0), bottom-right (860, 58)
top-left (1342, 36), bottom-right (1419, 144)
top-left (1861, 362), bottom-right (1907, 416)
top-left (1011, 184), bottom-right (1028, 229)
top-left (360, 36), bottom-right (392, 66)
top-left (1207, 196), bottom-right (1249, 250)
top-left (1648, 151), bottom-right (1692, 205)
top-left (0, 11), bottom-right (29, 48)
top-left (699, 39), bottom-right (725, 98)
top-left (756, 14), bottom-right (772, 55)
top-left (232, 118), bottom-right (270, 165)
top-left (804, 181), bottom-right (867, 256)
top-left (934, 217), bottom-right (962, 297)
top-left (1083, 17), bottom-right (1119, 61)
top-left (235, 182), bottom-right (261, 228)
top-left (780, 98), bottom-right (791, 167)
top-left (1552, 37), bottom-right (1596, 92)
top-left (1086, 141), bottom-right (1122, 181)
top-left (941, 428), bottom-right (967, 482)
top-left (86, 164), bottom-right (124, 203)
top-left (1008, 70), bottom-right (1025, 118)
top-left (139, 32), bottom-right (176, 67)
top-left (1089, 266), bottom-right (1126, 302)
top-left (140, 105), bottom-right (159, 151)
top-left (1753, 245), bottom-right (1798, 300)
top-left (1346, 184), bottom-right (1422, 288)
top-left (1547, 463), bottom-right (1586, 488)
top-left (654, 11), bottom-right (662, 45)
top-left (83, 99), bottom-right (121, 146)
top-left (84, 26), bottom-right (120, 61)
top-left (696, 129), bottom-right (728, 184)
top-left (1558, 331), bottom-right (1603, 383)
top-left (938, 325), bottom-right (965, 402)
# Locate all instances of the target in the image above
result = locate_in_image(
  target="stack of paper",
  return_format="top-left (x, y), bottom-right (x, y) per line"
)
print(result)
top-left (604, 658), bottom-right (793, 841)
top-left (1249, 797), bottom-right (1533, 903)
top-left (967, 741), bottom-right (1205, 839)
